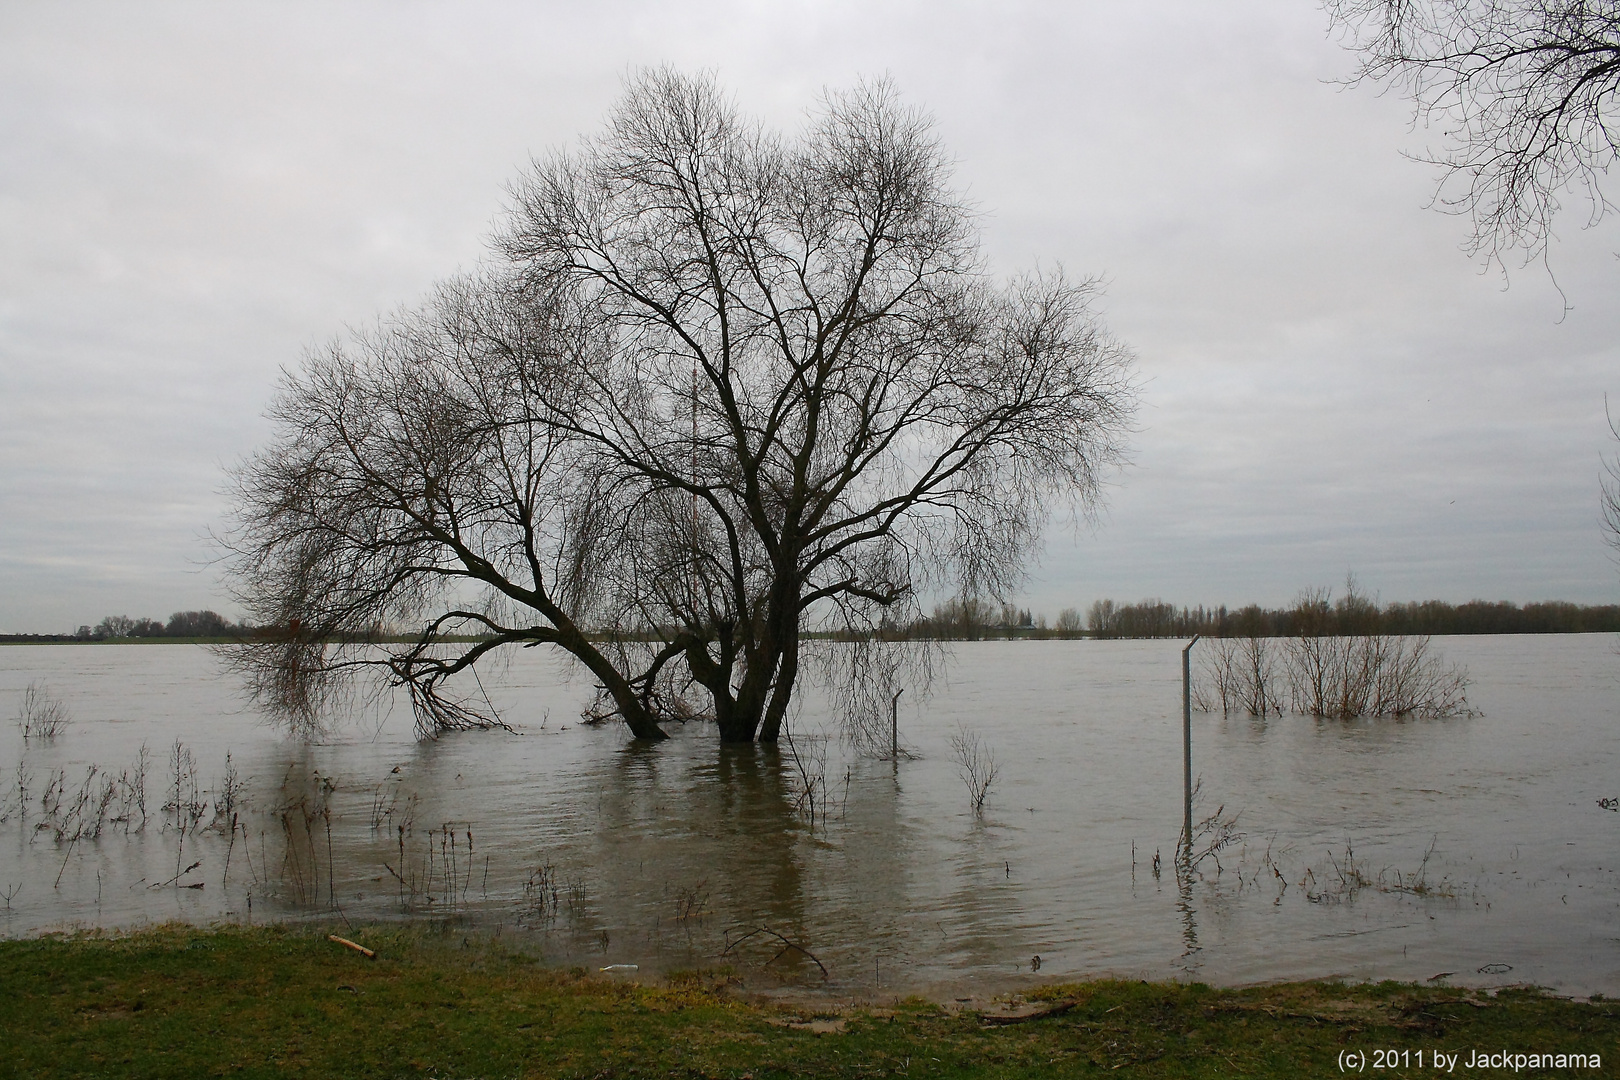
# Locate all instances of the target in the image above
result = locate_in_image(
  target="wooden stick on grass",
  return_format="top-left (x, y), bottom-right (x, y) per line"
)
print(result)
top-left (328, 935), bottom-right (375, 959)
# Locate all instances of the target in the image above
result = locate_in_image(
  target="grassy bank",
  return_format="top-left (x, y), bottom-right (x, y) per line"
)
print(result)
top-left (1, 924), bottom-right (1613, 1078)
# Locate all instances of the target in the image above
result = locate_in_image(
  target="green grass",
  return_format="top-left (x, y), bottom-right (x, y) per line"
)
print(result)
top-left (0, 924), bottom-right (1613, 1078)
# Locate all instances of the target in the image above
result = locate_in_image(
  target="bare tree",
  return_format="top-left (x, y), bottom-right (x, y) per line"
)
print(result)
top-left (94, 615), bottom-right (135, 639)
top-left (1329, 0), bottom-right (1620, 267)
top-left (225, 69), bottom-right (1136, 745)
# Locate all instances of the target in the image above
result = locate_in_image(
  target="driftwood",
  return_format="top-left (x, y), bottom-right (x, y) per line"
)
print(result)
top-left (328, 935), bottom-right (376, 959)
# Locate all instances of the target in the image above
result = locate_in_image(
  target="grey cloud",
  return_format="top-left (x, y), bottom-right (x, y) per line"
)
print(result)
top-left (2, 0), bottom-right (1616, 632)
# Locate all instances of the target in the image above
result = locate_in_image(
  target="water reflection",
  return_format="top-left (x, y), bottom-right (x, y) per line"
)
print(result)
top-left (1, 637), bottom-right (1618, 996)
top-left (589, 741), bottom-right (815, 973)
top-left (1175, 860), bottom-right (1202, 976)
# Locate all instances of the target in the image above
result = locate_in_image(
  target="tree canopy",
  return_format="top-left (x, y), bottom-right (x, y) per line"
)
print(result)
top-left (1330, 0), bottom-right (1620, 265)
top-left (225, 70), bottom-right (1136, 743)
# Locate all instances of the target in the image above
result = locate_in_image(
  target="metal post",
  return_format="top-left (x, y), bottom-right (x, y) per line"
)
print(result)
top-left (890, 688), bottom-right (903, 761)
top-left (1181, 635), bottom-right (1200, 850)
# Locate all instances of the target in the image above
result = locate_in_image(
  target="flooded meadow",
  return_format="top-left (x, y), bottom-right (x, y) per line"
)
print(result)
top-left (1, 636), bottom-right (1617, 997)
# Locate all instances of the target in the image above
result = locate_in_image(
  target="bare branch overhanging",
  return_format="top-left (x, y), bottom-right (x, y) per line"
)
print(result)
top-left (1329, 0), bottom-right (1620, 267)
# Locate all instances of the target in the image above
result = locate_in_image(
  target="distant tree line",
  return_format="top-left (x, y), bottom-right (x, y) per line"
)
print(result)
top-left (13, 592), bottom-right (1614, 646)
top-left (897, 598), bottom-right (1090, 639)
top-left (79, 611), bottom-right (245, 640)
top-left (1085, 594), bottom-right (1620, 639)
top-left (887, 590), bottom-right (1620, 641)
top-left (905, 599), bottom-right (1039, 640)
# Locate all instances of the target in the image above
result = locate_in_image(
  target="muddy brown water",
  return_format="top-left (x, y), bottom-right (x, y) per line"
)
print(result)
top-left (1, 636), bottom-right (1616, 996)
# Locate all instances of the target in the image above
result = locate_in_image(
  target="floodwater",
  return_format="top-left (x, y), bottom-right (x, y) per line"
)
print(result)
top-left (1, 636), bottom-right (1617, 997)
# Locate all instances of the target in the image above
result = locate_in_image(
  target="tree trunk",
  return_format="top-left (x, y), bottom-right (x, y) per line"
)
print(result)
top-left (758, 629), bottom-right (798, 744)
top-left (558, 626), bottom-right (668, 741)
top-left (686, 639), bottom-right (759, 743)
top-left (718, 578), bottom-right (802, 744)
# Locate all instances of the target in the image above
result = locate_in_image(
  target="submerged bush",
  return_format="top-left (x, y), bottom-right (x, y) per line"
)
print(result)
top-left (15, 682), bottom-right (70, 740)
top-left (1193, 584), bottom-right (1472, 720)
top-left (1194, 636), bottom-right (1285, 717)
top-left (1196, 632), bottom-right (1471, 720)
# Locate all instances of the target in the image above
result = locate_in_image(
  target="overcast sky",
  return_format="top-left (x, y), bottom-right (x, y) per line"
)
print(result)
top-left (3, 0), bottom-right (1619, 633)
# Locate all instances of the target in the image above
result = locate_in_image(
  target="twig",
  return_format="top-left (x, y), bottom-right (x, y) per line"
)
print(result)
top-left (147, 861), bottom-right (202, 889)
top-left (54, 835), bottom-right (79, 889)
top-left (723, 925), bottom-right (828, 978)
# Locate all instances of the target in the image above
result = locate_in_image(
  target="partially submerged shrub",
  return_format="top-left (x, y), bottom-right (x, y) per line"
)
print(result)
top-left (16, 682), bottom-right (70, 740)
top-left (1193, 636), bottom-right (1285, 717)
top-left (1197, 632), bottom-right (1471, 720)
top-left (949, 724), bottom-right (1000, 814)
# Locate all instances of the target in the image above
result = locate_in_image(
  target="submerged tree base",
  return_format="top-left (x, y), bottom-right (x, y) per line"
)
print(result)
top-left (3, 924), bottom-right (1614, 1078)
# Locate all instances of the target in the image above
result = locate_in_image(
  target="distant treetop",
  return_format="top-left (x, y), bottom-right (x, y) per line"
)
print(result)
top-left (81, 610), bottom-right (243, 640)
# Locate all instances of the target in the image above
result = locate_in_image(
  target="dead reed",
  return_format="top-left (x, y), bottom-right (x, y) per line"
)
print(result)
top-left (1303, 836), bottom-right (1455, 903)
top-left (367, 783), bottom-right (416, 832)
top-left (1178, 779), bottom-right (1245, 876)
top-left (268, 768), bottom-right (337, 908)
top-left (382, 820), bottom-right (478, 916)
top-left (213, 753), bottom-right (247, 888)
top-left (1217, 833), bottom-right (1460, 907)
top-left (519, 860), bottom-right (559, 925)
top-left (162, 740), bottom-right (208, 833)
top-left (665, 878), bottom-right (711, 937)
top-left (5, 762), bottom-right (30, 823)
top-left (29, 746), bottom-right (152, 846)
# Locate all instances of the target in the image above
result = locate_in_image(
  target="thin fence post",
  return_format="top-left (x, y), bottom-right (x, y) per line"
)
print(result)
top-left (890, 688), bottom-right (903, 761)
top-left (1181, 635), bottom-right (1200, 851)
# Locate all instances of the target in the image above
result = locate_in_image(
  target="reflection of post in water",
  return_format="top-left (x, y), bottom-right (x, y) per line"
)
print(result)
top-left (835, 755), bottom-right (910, 988)
top-left (1175, 859), bottom-right (1202, 973)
